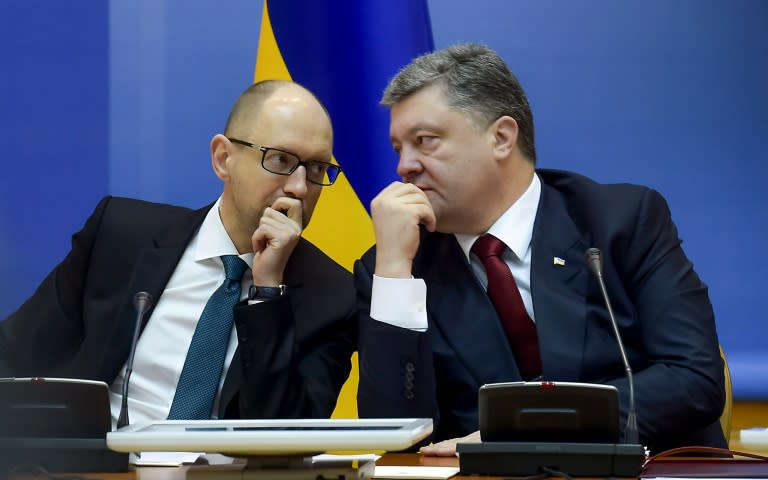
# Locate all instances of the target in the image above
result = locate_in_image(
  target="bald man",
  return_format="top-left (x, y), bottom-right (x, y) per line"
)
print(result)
top-left (0, 80), bottom-right (356, 425)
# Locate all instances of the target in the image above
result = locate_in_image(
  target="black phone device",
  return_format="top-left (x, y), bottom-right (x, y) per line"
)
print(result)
top-left (457, 381), bottom-right (646, 477)
top-left (0, 377), bottom-right (128, 473)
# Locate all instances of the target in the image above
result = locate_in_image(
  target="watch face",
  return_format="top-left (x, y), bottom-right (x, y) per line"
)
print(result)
top-left (249, 285), bottom-right (286, 300)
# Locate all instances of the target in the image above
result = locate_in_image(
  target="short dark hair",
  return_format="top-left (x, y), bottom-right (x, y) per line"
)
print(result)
top-left (382, 43), bottom-right (536, 163)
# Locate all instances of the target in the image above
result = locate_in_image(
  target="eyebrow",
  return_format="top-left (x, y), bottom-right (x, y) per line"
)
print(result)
top-left (390, 123), bottom-right (444, 143)
top-left (271, 145), bottom-right (334, 163)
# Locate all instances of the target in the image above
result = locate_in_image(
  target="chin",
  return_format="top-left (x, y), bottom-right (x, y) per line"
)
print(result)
top-left (433, 212), bottom-right (466, 235)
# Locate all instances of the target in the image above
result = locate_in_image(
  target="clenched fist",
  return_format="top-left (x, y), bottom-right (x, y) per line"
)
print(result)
top-left (250, 196), bottom-right (303, 286)
top-left (370, 182), bottom-right (436, 278)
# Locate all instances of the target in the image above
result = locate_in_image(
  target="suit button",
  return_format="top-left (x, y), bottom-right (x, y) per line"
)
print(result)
top-left (405, 362), bottom-right (415, 373)
top-left (405, 372), bottom-right (414, 382)
top-left (404, 390), bottom-right (414, 400)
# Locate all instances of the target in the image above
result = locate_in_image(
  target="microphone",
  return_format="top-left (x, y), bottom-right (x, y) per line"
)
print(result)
top-left (584, 248), bottom-right (639, 444)
top-left (116, 291), bottom-right (153, 429)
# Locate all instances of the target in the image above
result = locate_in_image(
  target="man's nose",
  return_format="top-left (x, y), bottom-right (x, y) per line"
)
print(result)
top-left (396, 146), bottom-right (423, 180)
top-left (283, 165), bottom-right (309, 198)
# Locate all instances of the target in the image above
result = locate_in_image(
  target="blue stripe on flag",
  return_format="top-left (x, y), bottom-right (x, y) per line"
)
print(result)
top-left (267, 0), bottom-right (434, 210)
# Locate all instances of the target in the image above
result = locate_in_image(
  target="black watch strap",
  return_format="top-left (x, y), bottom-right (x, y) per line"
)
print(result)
top-left (248, 284), bottom-right (287, 301)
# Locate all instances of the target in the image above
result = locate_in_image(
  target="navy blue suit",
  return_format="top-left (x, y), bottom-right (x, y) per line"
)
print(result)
top-left (356, 169), bottom-right (725, 453)
top-left (0, 196), bottom-right (355, 419)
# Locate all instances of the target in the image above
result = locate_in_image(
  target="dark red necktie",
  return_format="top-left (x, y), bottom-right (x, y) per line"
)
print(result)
top-left (472, 234), bottom-right (542, 380)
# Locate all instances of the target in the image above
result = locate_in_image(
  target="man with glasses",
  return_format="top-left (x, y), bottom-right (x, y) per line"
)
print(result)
top-left (0, 80), bottom-right (355, 425)
top-left (355, 44), bottom-right (725, 454)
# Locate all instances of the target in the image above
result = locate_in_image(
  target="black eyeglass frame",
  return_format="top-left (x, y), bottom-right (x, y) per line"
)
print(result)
top-left (226, 136), bottom-right (342, 186)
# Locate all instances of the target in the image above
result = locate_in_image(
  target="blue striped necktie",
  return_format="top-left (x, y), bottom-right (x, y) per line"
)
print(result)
top-left (167, 255), bottom-right (248, 419)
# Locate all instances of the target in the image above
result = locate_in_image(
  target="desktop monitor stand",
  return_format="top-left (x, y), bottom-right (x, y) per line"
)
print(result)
top-left (186, 454), bottom-right (375, 480)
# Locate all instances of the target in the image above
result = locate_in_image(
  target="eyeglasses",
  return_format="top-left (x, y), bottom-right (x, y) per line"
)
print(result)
top-left (227, 137), bottom-right (342, 186)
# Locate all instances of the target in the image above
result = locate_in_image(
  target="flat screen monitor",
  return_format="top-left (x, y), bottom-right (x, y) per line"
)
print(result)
top-left (107, 418), bottom-right (433, 455)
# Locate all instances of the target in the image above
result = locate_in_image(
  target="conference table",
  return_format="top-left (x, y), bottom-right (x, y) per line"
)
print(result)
top-left (5, 453), bottom-right (582, 480)
top-left (4, 436), bottom-right (765, 479)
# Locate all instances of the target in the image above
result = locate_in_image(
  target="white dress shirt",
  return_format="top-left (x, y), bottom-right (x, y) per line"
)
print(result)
top-left (108, 197), bottom-right (253, 427)
top-left (370, 174), bottom-right (541, 330)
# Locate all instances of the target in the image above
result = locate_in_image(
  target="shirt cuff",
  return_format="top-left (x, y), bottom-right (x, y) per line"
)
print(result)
top-left (370, 275), bottom-right (428, 331)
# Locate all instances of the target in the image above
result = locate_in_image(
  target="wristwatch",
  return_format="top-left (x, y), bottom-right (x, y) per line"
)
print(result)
top-left (248, 284), bottom-right (287, 301)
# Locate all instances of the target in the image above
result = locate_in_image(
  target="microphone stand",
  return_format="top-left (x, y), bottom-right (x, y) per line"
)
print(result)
top-left (116, 291), bottom-right (152, 429)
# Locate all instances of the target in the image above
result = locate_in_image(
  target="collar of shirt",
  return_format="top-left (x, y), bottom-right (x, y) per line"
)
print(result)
top-left (455, 172), bottom-right (542, 262)
top-left (195, 197), bottom-right (255, 268)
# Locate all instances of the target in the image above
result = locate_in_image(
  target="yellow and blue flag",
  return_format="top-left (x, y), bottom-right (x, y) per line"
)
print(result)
top-left (254, 0), bottom-right (434, 417)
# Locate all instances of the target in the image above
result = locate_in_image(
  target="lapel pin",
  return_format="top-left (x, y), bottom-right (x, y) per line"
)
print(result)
top-left (553, 257), bottom-right (566, 266)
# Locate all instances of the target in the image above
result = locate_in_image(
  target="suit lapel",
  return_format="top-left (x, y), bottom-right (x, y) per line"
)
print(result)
top-left (98, 204), bottom-right (211, 381)
top-left (422, 234), bottom-right (521, 383)
top-left (530, 180), bottom-right (591, 381)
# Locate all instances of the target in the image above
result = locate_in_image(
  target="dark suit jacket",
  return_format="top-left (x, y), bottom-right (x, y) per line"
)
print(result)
top-left (0, 196), bottom-right (356, 419)
top-left (356, 169), bottom-right (725, 453)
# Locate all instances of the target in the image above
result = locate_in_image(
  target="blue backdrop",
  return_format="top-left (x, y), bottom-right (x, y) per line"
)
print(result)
top-left (1, 0), bottom-right (765, 398)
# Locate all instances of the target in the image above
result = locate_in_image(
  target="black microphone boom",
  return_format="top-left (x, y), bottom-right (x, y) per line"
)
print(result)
top-left (116, 291), bottom-right (153, 429)
top-left (584, 248), bottom-right (639, 444)
top-left (456, 248), bottom-right (646, 476)
top-left (456, 247), bottom-right (646, 476)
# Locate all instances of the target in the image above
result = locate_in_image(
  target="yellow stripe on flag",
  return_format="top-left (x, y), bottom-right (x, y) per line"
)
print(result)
top-left (254, 2), bottom-right (290, 82)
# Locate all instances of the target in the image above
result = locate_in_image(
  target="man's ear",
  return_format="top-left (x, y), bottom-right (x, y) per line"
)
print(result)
top-left (491, 115), bottom-right (519, 159)
top-left (210, 134), bottom-right (231, 181)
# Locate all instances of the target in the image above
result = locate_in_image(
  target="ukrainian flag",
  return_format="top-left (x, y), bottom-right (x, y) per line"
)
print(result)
top-left (255, 1), bottom-right (434, 417)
